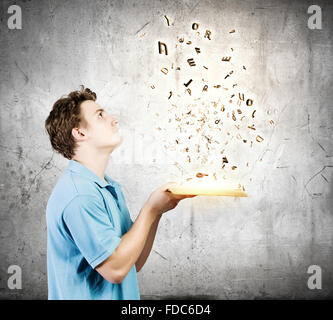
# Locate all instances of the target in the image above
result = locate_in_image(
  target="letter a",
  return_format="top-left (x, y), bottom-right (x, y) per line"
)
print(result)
top-left (8, 5), bottom-right (22, 30)
top-left (307, 5), bottom-right (322, 30)
top-left (8, 265), bottom-right (22, 289)
top-left (307, 265), bottom-right (322, 289)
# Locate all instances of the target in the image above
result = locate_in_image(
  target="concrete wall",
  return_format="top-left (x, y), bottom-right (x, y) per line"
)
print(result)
top-left (0, 0), bottom-right (332, 299)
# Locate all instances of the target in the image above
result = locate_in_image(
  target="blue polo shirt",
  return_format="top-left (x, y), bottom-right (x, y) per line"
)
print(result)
top-left (46, 159), bottom-right (140, 300)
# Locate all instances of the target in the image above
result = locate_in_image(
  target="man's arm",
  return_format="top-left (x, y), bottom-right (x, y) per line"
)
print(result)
top-left (95, 183), bottom-right (194, 284)
top-left (95, 203), bottom-right (157, 284)
top-left (135, 215), bottom-right (161, 272)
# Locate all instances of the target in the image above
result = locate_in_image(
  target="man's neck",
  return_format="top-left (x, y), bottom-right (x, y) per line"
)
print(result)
top-left (72, 152), bottom-right (110, 182)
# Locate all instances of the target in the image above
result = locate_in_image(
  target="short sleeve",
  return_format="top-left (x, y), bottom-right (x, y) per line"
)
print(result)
top-left (63, 195), bottom-right (121, 269)
top-left (128, 217), bottom-right (134, 229)
top-left (115, 185), bottom-right (134, 232)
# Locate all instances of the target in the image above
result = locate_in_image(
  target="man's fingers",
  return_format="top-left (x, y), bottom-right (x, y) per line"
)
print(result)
top-left (159, 183), bottom-right (197, 198)
top-left (161, 182), bottom-right (177, 192)
top-left (172, 194), bottom-right (197, 200)
top-left (182, 194), bottom-right (197, 199)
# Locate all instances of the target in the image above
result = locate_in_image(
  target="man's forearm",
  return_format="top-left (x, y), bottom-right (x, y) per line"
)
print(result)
top-left (135, 215), bottom-right (161, 272)
top-left (103, 204), bottom-right (158, 279)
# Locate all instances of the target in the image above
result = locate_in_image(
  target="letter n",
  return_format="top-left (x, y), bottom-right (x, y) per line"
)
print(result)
top-left (158, 41), bottom-right (168, 55)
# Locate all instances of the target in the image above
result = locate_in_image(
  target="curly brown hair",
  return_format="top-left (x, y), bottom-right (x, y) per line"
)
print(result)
top-left (45, 86), bottom-right (97, 160)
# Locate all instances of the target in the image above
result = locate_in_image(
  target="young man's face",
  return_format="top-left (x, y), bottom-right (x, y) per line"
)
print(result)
top-left (78, 100), bottom-right (122, 151)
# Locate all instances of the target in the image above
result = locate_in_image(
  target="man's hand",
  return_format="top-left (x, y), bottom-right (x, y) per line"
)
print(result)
top-left (145, 182), bottom-right (196, 217)
top-left (95, 182), bottom-right (195, 283)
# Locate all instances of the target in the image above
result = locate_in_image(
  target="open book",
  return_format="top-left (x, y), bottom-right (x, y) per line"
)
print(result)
top-left (167, 176), bottom-right (248, 197)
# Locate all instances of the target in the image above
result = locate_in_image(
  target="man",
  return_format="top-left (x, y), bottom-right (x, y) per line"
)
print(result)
top-left (44, 86), bottom-right (194, 300)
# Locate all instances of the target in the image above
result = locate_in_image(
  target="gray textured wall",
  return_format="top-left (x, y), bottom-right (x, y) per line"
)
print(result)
top-left (0, 0), bottom-right (332, 299)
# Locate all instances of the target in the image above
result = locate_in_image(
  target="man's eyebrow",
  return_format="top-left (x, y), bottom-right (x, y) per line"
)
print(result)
top-left (93, 108), bottom-right (105, 115)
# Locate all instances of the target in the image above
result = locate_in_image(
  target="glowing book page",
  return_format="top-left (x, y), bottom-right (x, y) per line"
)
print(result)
top-left (168, 178), bottom-right (248, 197)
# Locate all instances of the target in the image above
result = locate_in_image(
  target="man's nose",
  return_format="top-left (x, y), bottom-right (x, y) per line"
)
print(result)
top-left (110, 116), bottom-right (119, 126)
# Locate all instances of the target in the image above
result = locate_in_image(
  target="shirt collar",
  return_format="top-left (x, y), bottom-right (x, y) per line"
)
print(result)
top-left (67, 159), bottom-right (120, 189)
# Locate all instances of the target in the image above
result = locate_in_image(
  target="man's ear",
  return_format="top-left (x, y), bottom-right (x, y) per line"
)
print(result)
top-left (72, 127), bottom-right (86, 141)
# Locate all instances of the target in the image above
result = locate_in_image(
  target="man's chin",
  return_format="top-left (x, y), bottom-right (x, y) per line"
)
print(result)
top-left (118, 135), bottom-right (123, 145)
top-left (113, 136), bottom-right (123, 149)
